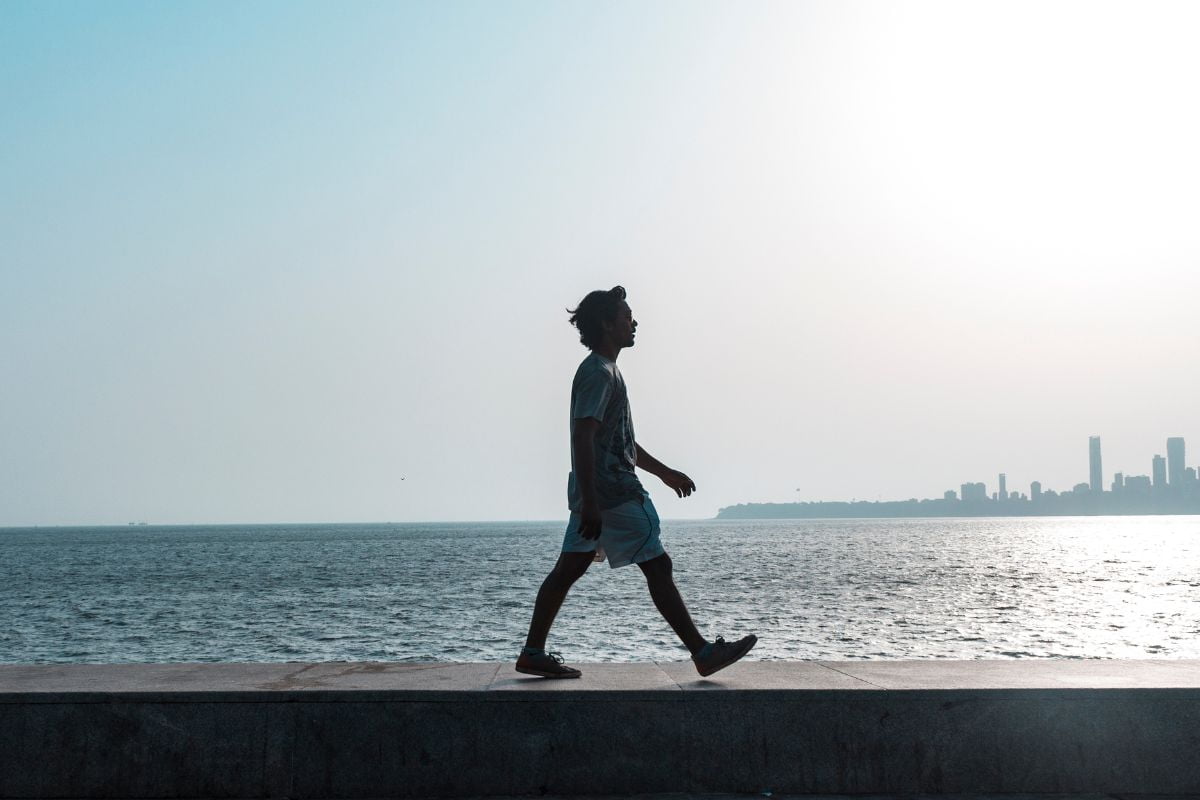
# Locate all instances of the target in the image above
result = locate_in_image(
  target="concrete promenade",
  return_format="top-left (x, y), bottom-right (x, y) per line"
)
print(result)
top-left (3, 660), bottom-right (1200, 797)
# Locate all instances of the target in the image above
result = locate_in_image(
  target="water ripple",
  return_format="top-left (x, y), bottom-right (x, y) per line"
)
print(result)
top-left (3, 517), bottom-right (1200, 662)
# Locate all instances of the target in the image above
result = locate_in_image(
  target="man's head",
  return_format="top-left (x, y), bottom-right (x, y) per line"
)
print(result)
top-left (567, 285), bottom-right (637, 351)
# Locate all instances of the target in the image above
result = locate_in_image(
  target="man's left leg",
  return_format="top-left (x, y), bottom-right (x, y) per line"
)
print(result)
top-left (516, 551), bottom-right (596, 678)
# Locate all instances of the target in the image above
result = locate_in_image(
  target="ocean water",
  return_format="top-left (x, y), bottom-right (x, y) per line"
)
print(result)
top-left (3, 516), bottom-right (1200, 664)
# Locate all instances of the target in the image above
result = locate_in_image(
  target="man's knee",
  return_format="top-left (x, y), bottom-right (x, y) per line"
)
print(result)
top-left (638, 552), bottom-right (673, 581)
top-left (547, 555), bottom-right (591, 589)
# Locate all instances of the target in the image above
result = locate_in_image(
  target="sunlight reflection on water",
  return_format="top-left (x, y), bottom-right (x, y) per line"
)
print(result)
top-left (3, 516), bottom-right (1200, 663)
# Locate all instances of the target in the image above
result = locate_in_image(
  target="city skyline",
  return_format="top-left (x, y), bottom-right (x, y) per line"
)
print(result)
top-left (947, 435), bottom-right (1198, 506)
top-left (721, 435), bottom-right (1200, 519)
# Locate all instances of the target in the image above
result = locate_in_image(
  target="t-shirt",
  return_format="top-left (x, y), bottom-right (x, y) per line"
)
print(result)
top-left (566, 352), bottom-right (647, 511)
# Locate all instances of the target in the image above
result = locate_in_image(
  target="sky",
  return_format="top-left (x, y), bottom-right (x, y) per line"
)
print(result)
top-left (2, 0), bottom-right (1199, 525)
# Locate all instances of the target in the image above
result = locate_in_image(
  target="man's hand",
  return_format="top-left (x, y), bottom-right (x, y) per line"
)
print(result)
top-left (661, 469), bottom-right (697, 498)
top-left (579, 500), bottom-right (603, 540)
top-left (635, 443), bottom-right (697, 498)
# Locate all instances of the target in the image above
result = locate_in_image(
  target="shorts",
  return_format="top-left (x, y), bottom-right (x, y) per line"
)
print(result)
top-left (561, 496), bottom-right (665, 569)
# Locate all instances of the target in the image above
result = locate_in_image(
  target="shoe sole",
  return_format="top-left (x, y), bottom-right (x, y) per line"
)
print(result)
top-left (695, 634), bottom-right (758, 677)
top-left (515, 665), bottom-right (582, 679)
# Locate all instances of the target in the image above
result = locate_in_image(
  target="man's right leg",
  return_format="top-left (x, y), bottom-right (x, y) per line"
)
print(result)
top-left (522, 550), bottom-right (595, 651)
top-left (637, 552), bottom-right (706, 654)
top-left (639, 551), bottom-right (757, 676)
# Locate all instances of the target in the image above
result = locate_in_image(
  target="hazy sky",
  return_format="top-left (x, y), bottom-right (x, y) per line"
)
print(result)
top-left (3, 1), bottom-right (1198, 525)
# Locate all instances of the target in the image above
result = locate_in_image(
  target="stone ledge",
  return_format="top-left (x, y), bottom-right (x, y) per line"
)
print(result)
top-left (3, 661), bottom-right (1200, 797)
top-left (2, 659), bottom-right (1200, 702)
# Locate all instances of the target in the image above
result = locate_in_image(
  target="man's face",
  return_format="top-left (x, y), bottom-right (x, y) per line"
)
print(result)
top-left (607, 300), bottom-right (637, 347)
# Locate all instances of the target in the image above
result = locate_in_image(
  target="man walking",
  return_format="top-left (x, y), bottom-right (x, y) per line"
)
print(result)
top-left (516, 286), bottom-right (757, 679)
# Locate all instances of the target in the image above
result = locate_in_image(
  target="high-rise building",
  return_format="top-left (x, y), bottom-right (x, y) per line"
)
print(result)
top-left (1031, 480), bottom-right (1042, 500)
top-left (998, 473), bottom-right (1007, 501)
top-left (1112, 472), bottom-right (1124, 493)
top-left (1153, 455), bottom-right (1167, 488)
top-left (1125, 475), bottom-right (1152, 494)
top-left (944, 490), bottom-right (957, 501)
top-left (1089, 436), bottom-right (1103, 493)
top-left (961, 482), bottom-right (987, 502)
top-left (1167, 437), bottom-right (1185, 486)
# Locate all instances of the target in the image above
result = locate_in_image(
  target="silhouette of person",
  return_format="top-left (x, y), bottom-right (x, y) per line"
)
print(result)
top-left (517, 286), bottom-right (757, 678)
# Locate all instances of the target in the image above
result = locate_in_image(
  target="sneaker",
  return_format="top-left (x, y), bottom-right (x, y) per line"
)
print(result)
top-left (515, 648), bottom-right (582, 679)
top-left (692, 634), bottom-right (757, 677)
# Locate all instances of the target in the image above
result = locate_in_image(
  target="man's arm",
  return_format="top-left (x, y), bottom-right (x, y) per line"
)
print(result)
top-left (573, 418), bottom-right (603, 538)
top-left (636, 442), bottom-right (697, 498)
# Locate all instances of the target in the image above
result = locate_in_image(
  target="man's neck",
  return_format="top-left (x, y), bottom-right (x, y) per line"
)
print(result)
top-left (592, 342), bottom-right (620, 362)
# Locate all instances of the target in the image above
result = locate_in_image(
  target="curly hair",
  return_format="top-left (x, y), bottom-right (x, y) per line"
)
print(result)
top-left (567, 286), bottom-right (627, 349)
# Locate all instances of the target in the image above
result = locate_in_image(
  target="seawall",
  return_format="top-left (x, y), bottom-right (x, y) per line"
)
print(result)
top-left (3, 660), bottom-right (1200, 797)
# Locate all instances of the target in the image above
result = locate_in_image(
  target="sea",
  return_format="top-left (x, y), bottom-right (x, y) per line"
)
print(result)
top-left (3, 516), bottom-right (1200, 664)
